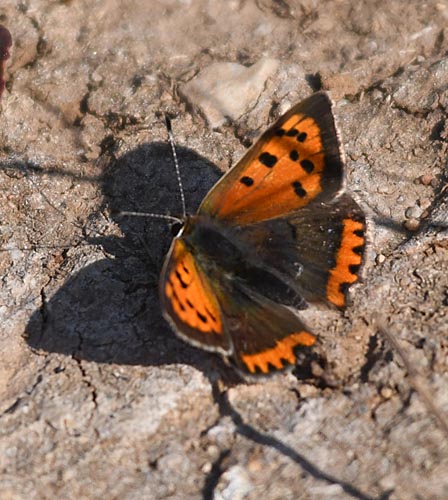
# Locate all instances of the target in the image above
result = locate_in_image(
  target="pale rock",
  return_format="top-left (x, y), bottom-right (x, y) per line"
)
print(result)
top-left (180, 58), bottom-right (279, 128)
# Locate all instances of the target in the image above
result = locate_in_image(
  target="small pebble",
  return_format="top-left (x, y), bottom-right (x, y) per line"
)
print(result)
top-left (376, 253), bottom-right (386, 264)
top-left (310, 360), bottom-right (324, 377)
top-left (247, 459), bottom-right (263, 473)
top-left (298, 384), bottom-right (320, 398)
top-left (405, 205), bottom-right (423, 219)
top-left (418, 174), bottom-right (434, 186)
top-left (404, 218), bottom-right (420, 231)
top-left (201, 462), bottom-right (212, 473)
top-left (377, 184), bottom-right (391, 194)
top-left (380, 387), bottom-right (393, 399)
top-left (206, 444), bottom-right (219, 457)
top-left (379, 475), bottom-right (396, 491)
top-left (417, 198), bottom-right (431, 210)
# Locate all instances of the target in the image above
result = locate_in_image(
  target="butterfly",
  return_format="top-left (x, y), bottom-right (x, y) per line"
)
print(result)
top-left (159, 91), bottom-right (366, 376)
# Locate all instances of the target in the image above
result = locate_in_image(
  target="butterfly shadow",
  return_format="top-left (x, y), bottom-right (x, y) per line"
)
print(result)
top-left (24, 141), bottom-right (239, 381)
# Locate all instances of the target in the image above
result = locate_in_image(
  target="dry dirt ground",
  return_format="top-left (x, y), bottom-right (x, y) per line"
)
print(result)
top-left (1, 1), bottom-right (447, 499)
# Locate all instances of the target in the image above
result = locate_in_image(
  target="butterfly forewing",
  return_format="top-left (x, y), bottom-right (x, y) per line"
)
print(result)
top-left (159, 238), bottom-right (231, 354)
top-left (199, 91), bottom-right (344, 225)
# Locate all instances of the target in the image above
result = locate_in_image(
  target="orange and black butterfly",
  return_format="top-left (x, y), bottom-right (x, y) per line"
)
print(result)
top-left (159, 91), bottom-right (366, 376)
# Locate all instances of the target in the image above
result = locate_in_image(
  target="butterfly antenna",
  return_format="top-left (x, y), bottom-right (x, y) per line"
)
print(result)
top-left (165, 115), bottom-right (187, 218)
top-left (117, 211), bottom-right (182, 224)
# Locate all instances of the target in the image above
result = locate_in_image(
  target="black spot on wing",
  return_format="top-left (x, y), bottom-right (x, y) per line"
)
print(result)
top-left (289, 150), bottom-right (299, 161)
top-left (175, 270), bottom-right (188, 289)
top-left (197, 310), bottom-right (208, 324)
top-left (205, 306), bottom-right (217, 322)
top-left (259, 152), bottom-right (278, 168)
top-left (172, 289), bottom-right (186, 312)
top-left (292, 181), bottom-right (307, 197)
top-left (286, 128), bottom-right (298, 137)
top-left (300, 159), bottom-right (314, 173)
top-left (240, 176), bottom-right (254, 186)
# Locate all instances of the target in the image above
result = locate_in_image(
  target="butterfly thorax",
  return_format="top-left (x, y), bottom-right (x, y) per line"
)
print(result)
top-left (178, 215), bottom-right (307, 309)
top-left (180, 215), bottom-right (249, 267)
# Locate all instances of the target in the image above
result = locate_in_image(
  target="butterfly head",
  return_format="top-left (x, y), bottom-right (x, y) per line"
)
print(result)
top-left (170, 219), bottom-right (184, 237)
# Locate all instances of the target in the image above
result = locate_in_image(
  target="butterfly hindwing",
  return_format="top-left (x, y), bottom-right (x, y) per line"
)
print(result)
top-left (199, 91), bottom-right (344, 225)
top-left (215, 282), bottom-right (317, 375)
top-left (236, 194), bottom-right (366, 308)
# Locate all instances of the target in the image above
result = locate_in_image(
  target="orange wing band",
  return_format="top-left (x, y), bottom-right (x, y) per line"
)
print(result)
top-left (240, 331), bottom-right (316, 374)
top-left (165, 241), bottom-right (223, 334)
top-left (326, 218), bottom-right (365, 308)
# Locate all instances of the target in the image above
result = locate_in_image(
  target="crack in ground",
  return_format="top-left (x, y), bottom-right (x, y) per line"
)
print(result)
top-left (359, 332), bottom-right (390, 383)
top-left (72, 333), bottom-right (98, 413)
top-left (73, 357), bottom-right (99, 413)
